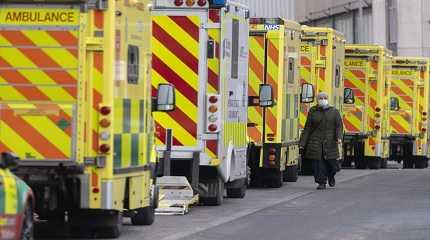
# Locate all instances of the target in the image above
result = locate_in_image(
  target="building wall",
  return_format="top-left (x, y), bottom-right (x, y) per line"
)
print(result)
top-left (234, 0), bottom-right (295, 20)
top-left (295, 0), bottom-right (372, 44)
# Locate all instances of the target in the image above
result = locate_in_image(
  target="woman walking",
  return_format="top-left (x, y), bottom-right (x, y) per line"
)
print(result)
top-left (299, 92), bottom-right (343, 190)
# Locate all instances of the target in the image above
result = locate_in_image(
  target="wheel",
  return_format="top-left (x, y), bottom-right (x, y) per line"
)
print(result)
top-left (414, 156), bottom-right (428, 169)
top-left (200, 177), bottom-right (224, 206)
top-left (21, 203), bottom-right (34, 240)
top-left (226, 178), bottom-right (246, 198)
top-left (268, 170), bottom-right (283, 188)
top-left (355, 158), bottom-right (367, 169)
top-left (70, 210), bottom-right (123, 239)
top-left (131, 206), bottom-right (155, 226)
top-left (249, 165), bottom-right (262, 188)
top-left (94, 212), bottom-right (123, 238)
top-left (341, 159), bottom-right (352, 168)
top-left (403, 157), bottom-right (414, 168)
top-left (380, 158), bottom-right (388, 169)
top-left (283, 164), bottom-right (298, 182)
top-left (367, 157), bottom-right (381, 169)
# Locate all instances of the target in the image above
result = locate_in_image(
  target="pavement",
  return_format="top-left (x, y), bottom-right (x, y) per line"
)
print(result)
top-left (104, 161), bottom-right (430, 240)
top-left (63, 162), bottom-right (430, 240)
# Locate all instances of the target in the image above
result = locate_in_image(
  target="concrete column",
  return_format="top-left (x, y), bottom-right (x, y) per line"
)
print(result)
top-left (372, 0), bottom-right (387, 47)
top-left (396, 0), bottom-right (423, 56)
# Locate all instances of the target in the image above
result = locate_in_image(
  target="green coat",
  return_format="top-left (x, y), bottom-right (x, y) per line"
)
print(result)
top-left (299, 106), bottom-right (343, 160)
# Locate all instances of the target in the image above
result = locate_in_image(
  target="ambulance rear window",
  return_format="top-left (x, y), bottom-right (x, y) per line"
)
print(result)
top-left (128, 45), bottom-right (139, 84)
top-left (231, 19), bottom-right (239, 79)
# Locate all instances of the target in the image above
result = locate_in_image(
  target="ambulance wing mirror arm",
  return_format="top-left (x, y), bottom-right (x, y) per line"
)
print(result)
top-left (153, 84), bottom-right (176, 112)
top-left (390, 97), bottom-right (400, 111)
top-left (344, 88), bottom-right (355, 104)
top-left (259, 84), bottom-right (274, 107)
top-left (301, 83), bottom-right (315, 103)
top-left (0, 152), bottom-right (19, 170)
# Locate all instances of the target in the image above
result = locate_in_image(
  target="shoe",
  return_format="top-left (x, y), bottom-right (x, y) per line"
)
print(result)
top-left (328, 176), bottom-right (335, 187)
top-left (316, 184), bottom-right (326, 190)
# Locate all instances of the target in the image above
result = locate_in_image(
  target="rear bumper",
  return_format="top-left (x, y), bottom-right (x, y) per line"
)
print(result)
top-left (0, 214), bottom-right (23, 240)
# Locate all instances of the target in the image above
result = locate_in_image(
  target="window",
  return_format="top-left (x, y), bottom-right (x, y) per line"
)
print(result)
top-left (127, 45), bottom-right (139, 84)
top-left (288, 57), bottom-right (295, 84)
top-left (231, 19), bottom-right (239, 79)
top-left (335, 64), bottom-right (341, 88)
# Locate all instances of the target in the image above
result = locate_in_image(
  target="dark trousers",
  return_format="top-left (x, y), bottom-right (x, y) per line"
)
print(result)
top-left (314, 158), bottom-right (339, 184)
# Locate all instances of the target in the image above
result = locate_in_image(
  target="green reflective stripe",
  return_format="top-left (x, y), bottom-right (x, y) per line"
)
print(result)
top-left (131, 134), bottom-right (139, 166)
top-left (15, 179), bottom-right (27, 213)
top-left (0, 173), bottom-right (5, 214)
top-left (139, 100), bottom-right (145, 133)
top-left (123, 99), bottom-right (131, 133)
top-left (114, 134), bottom-right (122, 169)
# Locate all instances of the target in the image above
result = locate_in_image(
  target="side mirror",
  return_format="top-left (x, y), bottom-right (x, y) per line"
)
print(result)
top-left (0, 152), bottom-right (19, 169)
top-left (390, 97), bottom-right (400, 111)
top-left (344, 88), bottom-right (355, 104)
top-left (259, 84), bottom-right (274, 107)
top-left (153, 84), bottom-right (176, 112)
top-left (301, 83), bottom-right (315, 103)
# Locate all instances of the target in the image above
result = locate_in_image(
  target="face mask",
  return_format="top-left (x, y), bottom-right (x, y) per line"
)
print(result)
top-left (318, 99), bottom-right (329, 108)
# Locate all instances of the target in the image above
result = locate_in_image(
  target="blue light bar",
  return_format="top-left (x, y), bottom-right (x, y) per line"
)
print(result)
top-left (209, 0), bottom-right (226, 8)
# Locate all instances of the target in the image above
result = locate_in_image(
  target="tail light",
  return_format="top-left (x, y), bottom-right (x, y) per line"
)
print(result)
top-left (100, 106), bottom-right (111, 115)
top-left (99, 119), bottom-right (111, 128)
top-left (374, 125), bottom-right (381, 130)
top-left (174, 0), bottom-right (184, 6)
top-left (99, 105), bottom-right (112, 154)
top-left (422, 128), bottom-right (427, 132)
top-left (197, 0), bottom-right (206, 6)
top-left (99, 144), bottom-right (111, 154)
top-left (206, 94), bottom-right (221, 133)
top-left (185, 0), bottom-right (195, 6)
top-left (375, 107), bottom-right (381, 112)
top-left (268, 148), bottom-right (276, 161)
top-left (423, 112), bottom-right (428, 116)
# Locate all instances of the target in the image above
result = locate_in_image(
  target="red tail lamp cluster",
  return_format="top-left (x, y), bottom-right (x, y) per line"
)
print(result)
top-left (207, 95), bottom-right (221, 133)
top-left (99, 105), bottom-right (112, 154)
top-left (174, 0), bottom-right (207, 6)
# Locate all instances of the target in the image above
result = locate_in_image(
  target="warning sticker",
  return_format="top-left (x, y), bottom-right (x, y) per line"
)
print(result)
top-left (0, 8), bottom-right (79, 26)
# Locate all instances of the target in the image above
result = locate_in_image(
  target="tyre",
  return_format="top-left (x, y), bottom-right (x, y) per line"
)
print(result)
top-left (367, 157), bottom-right (381, 169)
top-left (403, 158), bottom-right (414, 168)
top-left (380, 158), bottom-right (388, 169)
top-left (341, 159), bottom-right (352, 168)
top-left (355, 158), bottom-right (367, 169)
top-left (131, 206), bottom-right (155, 226)
top-left (94, 212), bottom-right (123, 239)
top-left (414, 156), bottom-right (428, 169)
top-left (21, 203), bottom-right (34, 240)
top-left (200, 177), bottom-right (224, 206)
top-left (226, 179), bottom-right (246, 198)
top-left (283, 164), bottom-right (299, 182)
top-left (268, 170), bottom-right (283, 188)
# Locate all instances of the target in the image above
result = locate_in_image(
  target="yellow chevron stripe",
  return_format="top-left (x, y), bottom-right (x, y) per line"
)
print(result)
top-left (3, 170), bottom-right (17, 214)
top-left (152, 71), bottom-right (198, 122)
top-left (21, 115), bottom-right (71, 156)
top-left (391, 79), bottom-right (414, 96)
top-left (0, 121), bottom-right (44, 159)
top-left (152, 38), bottom-right (199, 93)
top-left (153, 16), bottom-right (199, 60)
top-left (154, 112), bottom-right (197, 145)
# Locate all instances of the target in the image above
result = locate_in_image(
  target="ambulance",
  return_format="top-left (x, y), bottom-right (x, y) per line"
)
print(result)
top-left (0, 1), bottom-right (172, 237)
top-left (342, 45), bottom-right (392, 169)
top-left (390, 57), bottom-right (429, 169)
top-left (247, 18), bottom-right (301, 187)
top-left (152, 0), bottom-right (255, 206)
top-left (299, 27), bottom-right (346, 174)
